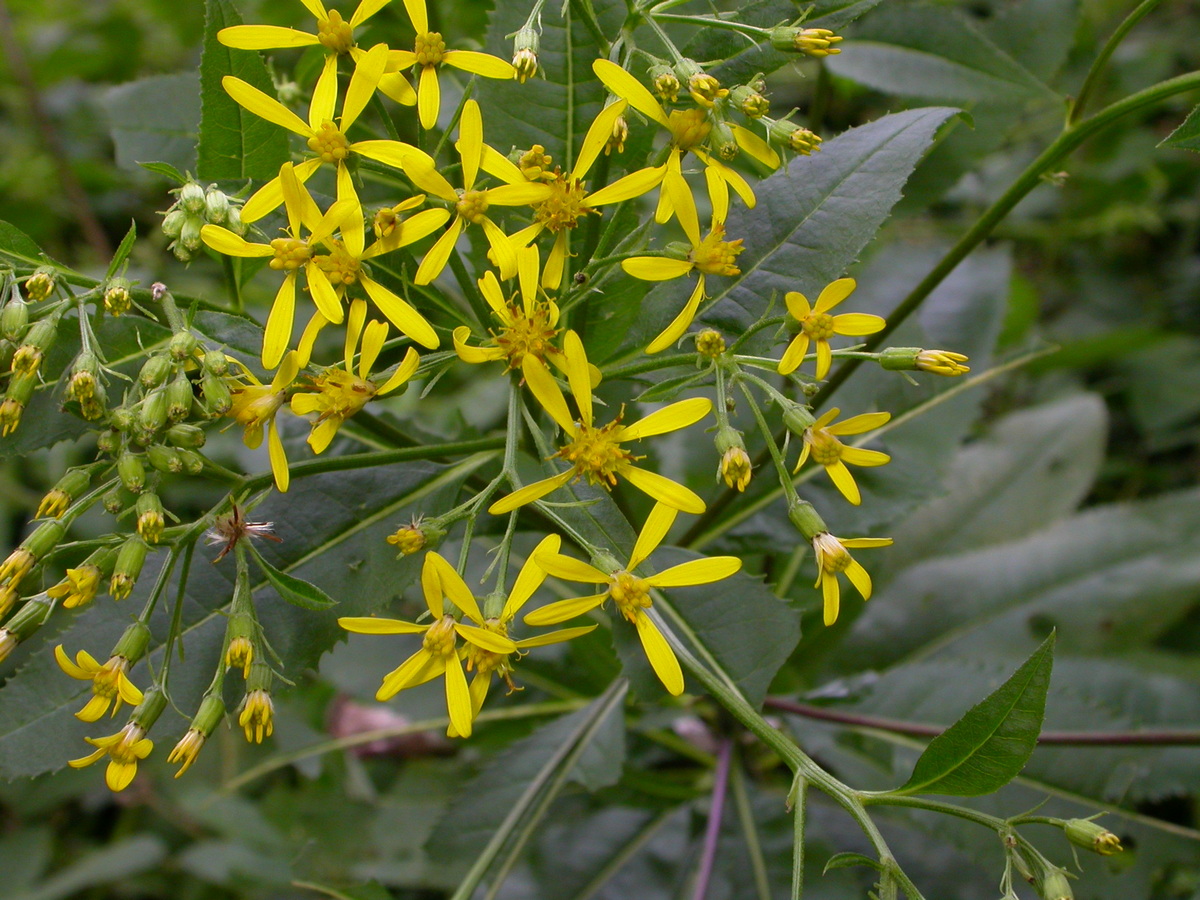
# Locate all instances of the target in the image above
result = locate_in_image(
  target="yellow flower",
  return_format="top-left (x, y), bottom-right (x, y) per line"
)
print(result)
top-left (794, 407), bottom-right (890, 506)
top-left (527, 504), bottom-right (741, 695)
top-left (720, 446), bottom-right (752, 491)
top-left (47, 564), bottom-right (104, 609)
top-left (226, 352), bottom-right (300, 493)
top-left (778, 278), bottom-right (885, 380)
top-left (201, 163), bottom-right (356, 368)
top-left (239, 689), bottom-right (275, 743)
top-left (218, 0), bottom-right (393, 57)
top-left (623, 213), bottom-right (744, 353)
top-left (55, 645), bottom-right (145, 722)
top-left (167, 729), bottom-right (206, 777)
top-left (390, 0), bottom-right (516, 129)
top-left (68, 722), bottom-right (154, 792)
top-left (290, 299), bottom-right (421, 453)
top-left (507, 100), bottom-right (664, 289)
top-left (338, 551), bottom-right (520, 738)
top-left (402, 99), bottom-right (552, 284)
top-left (226, 636), bottom-right (255, 678)
top-left (592, 59), bottom-right (778, 226)
top-left (811, 532), bottom-right (892, 626)
top-left (221, 45), bottom-right (417, 223)
top-left (490, 331), bottom-right (711, 515)
top-left (917, 349), bottom-right (970, 376)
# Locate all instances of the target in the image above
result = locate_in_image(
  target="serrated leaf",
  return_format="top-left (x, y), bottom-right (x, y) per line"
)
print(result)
top-left (824, 851), bottom-right (884, 873)
top-left (104, 222), bottom-right (137, 281)
top-left (0, 219), bottom-right (45, 264)
top-left (197, 0), bottom-right (290, 180)
top-left (137, 161), bottom-right (189, 184)
top-left (252, 548), bottom-right (337, 610)
top-left (893, 632), bottom-right (1055, 796)
top-left (101, 73), bottom-right (200, 174)
top-left (1159, 104), bottom-right (1200, 153)
top-left (634, 370), bottom-right (711, 403)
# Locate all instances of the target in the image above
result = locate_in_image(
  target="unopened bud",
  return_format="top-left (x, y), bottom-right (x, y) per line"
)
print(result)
top-left (146, 443), bottom-right (184, 474)
top-left (708, 119), bottom-right (738, 161)
top-left (179, 182), bottom-right (206, 214)
top-left (103, 486), bottom-right (128, 515)
top-left (117, 453), bottom-right (146, 494)
top-left (110, 535), bottom-right (148, 600)
top-left (512, 25), bottom-right (539, 83)
top-left (138, 389), bottom-right (169, 435)
top-left (176, 448), bottom-right (206, 476)
top-left (695, 329), bottom-right (726, 358)
top-left (0, 592), bottom-right (55, 659)
top-left (109, 407), bottom-right (135, 433)
top-left (225, 206), bottom-right (245, 236)
top-left (715, 428), bottom-right (751, 491)
top-left (200, 372), bottom-right (232, 417)
top-left (166, 423), bottom-right (206, 448)
top-left (730, 83), bottom-right (770, 118)
top-left (769, 26), bottom-right (844, 57)
top-left (139, 355), bottom-right (174, 389)
top-left (161, 209), bottom-right (187, 240)
top-left (1, 297), bottom-right (29, 341)
top-left (204, 188), bottom-right (230, 224)
top-left (768, 120), bottom-right (821, 155)
top-left (178, 216), bottom-right (203, 255)
top-left (104, 283), bottom-right (133, 316)
top-left (201, 350), bottom-right (229, 376)
top-left (168, 331), bottom-right (199, 361)
top-left (112, 620), bottom-right (152, 663)
top-left (166, 374), bottom-right (195, 421)
top-left (1039, 870), bottom-right (1073, 900)
top-left (168, 691), bottom-right (226, 777)
top-left (38, 468), bottom-right (92, 519)
top-left (1063, 819), bottom-right (1122, 856)
top-left (23, 271), bottom-right (55, 302)
top-left (135, 493), bottom-right (165, 544)
top-left (649, 64), bottom-right (680, 103)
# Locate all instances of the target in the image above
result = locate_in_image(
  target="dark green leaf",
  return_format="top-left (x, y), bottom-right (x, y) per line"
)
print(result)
top-left (10, 836), bottom-right (167, 900)
top-left (824, 852), bottom-right (884, 873)
top-left (634, 369), bottom-right (711, 403)
top-left (197, 0), bottom-right (290, 180)
top-left (251, 548), bottom-right (337, 610)
top-left (0, 219), bottom-right (45, 264)
top-left (1160, 103), bottom-right (1200, 153)
top-left (104, 222), bottom-right (137, 281)
top-left (137, 161), bottom-right (189, 184)
top-left (894, 632), bottom-right (1055, 796)
top-left (102, 73), bottom-right (200, 174)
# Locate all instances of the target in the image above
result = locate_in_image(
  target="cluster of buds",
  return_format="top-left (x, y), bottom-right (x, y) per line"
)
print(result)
top-left (1, 301), bottom-right (62, 436)
top-left (386, 516), bottom-right (447, 557)
top-left (22, 269), bottom-right (56, 302)
top-left (0, 520), bottom-right (65, 616)
top-left (161, 180), bottom-right (245, 262)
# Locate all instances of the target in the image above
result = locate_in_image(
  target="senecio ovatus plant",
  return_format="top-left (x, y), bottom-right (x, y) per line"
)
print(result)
top-left (12, 0), bottom-right (1197, 895)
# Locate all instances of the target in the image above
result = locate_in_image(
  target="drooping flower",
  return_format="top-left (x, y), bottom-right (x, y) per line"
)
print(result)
top-left (218, 0), bottom-right (394, 58)
top-left (239, 689), bottom-right (275, 743)
top-left (402, 100), bottom-right (552, 284)
top-left (490, 331), bottom-right (711, 515)
top-left (221, 45), bottom-right (417, 223)
top-left (778, 279), bottom-right (885, 380)
top-left (290, 299), bottom-right (421, 453)
top-left (55, 645), bottom-right (145, 722)
top-left (338, 551), bottom-right (519, 737)
top-left (811, 532), bottom-right (892, 626)
top-left (794, 408), bottom-right (890, 506)
top-left (389, 0), bottom-right (516, 129)
top-left (226, 352), bottom-right (300, 492)
top-left (622, 208), bottom-right (744, 353)
top-left (528, 504), bottom-right (741, 695)
top-left (68, 722), bottom-right (154, 792)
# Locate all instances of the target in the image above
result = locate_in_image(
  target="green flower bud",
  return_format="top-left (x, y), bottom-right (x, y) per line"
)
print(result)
top-left (225, 206), bottom-right (245, 237)
top-left (104, 281), bottom-right (133, 316)
top-left (24, 519), bottom-right (66, 561)
top-left (1039, 870), bottom-right (1073, 900)
top-left (135, 493), bottom-right (165, 544)
top-left (768, 26), bottom-right (843, 57)
top-left (176, 448), bottom-right (206, 476)
top-left (511, 25), bottom-right (539, 84)
top-left (179, 182), bottom-right (206, 215)
top-left (1063, 819), bottom-right (1122, 856)
top-left (200, 372), bottom-right (232, 417)
top-left (649, 63), bottom-right (681, 103)
top-left (165, 423), bottom-right (206, 448)
top-left (204, 188), bottom-right (230, 224)
top-left (708, 119), bottom-right (738, 161)
top-left (168, 331), bottom-right (199, 361)
top-left (146, 444), bottom-right (184, 474)
top-left (1, 297), bottom-right (29, 341)
top-left (166, 374), bottom-right (195, 421)
top-left (138, 389), bottom-right (169, 435)
top-left (37, 468), bottom-right (92, 518)
top-left (202, 349), bottom-right (229, 376)
top-left (131, 684), bottom-right (169, 730)
top-left (782, 401), bottom-right (816, 434)
top-left (23, 270), bottom-right (55, 301)
top-left (109, 407), bottom-right (135, 433)
top-left (110, 535), bottom-right (148, 600)
top-left (161, 209), bottom-right (187, 240)
top-left (103, 486), bottom-right (128, 515)
top-left (117, 453), bottom-right (146, 494)
top-left (729, 83), bottom-right (770, 118)
top-left (139, 355), bottom-right (174, 389)
top-left (96, 429), bottom-right (120, 454)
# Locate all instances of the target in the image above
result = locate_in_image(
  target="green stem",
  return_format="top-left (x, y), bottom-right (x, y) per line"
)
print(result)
top-left (813, 68), bottom-right (1200, 410)
top-left (729, 751), bottom-right (773, 900)
top-left (653, 12), bottom-right (768, 39)
top-left (221, 256), bottom-right (243, 314)
top-left (570, 0), bottom-right (611, 56)
top-left (738, 381), bottom-right (798, 502)
top-left (790, 775), bottom-right (807, 900)
top-left (1068, 0), bottom-right (1166, 125)
top-left (601, 352), bottom-right (700, 380)
top-left (448, 244), bottom-right (492, 329)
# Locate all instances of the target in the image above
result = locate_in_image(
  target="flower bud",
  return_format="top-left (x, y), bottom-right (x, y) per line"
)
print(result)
top-left (204, 188), bottom-right (230, 224)
top-left (168, 331), bottom-right (199, 361)
top-left (135, 493), bottom-right (165, 544)
top-left (168, 691), bottom-right (226, 777)
top-left (146, 444), bottom-right (184, 474)
top-left (511, 25), bottom-right (539, 83)
top-left (767, 120), bottom-right (822, 155)
top-left (729, 83), bottom-right (770, 118)
top-left (109, 407), bottom-right (135, 433)
top-left (708, 119), bottom-right (738, 161)
top-left (1063, 819), bottom-right (1122, 856)
top-left (104, 281), bottom-right (133, 316)
top-left (0, 373), bottom-right (37, 436)
top-left (0, 520), bottom-right (65, 585)
top-left (768, 26), bottom-right (844, 57)
top-left (225, 205), bottom-right (245, 236)
top-left (179, 182), bottom-right (206, 215)
top-left (1, 297), bottom-right (29, 341)
top-left (102, 486), bottom-right (128, 515)
top-left (96, 430), bottom-right (120, 455)
top-left (166, 423), bottom-right (206, 448)
top-left (675, 60), bottom-right (724, 108)
top-left (117, 453), bottom-right (147, 494)
top-left (139, 355), bottom-right (174, 389)
top-left (110, 536), bottom-right (148, 600)
top-left (695, 328), bottom-right (726, 358)
top-left (239, 660), bottom-right (275, 743)
top-left (176, 448), bottom-right (206, 476)
top-left (165, 374), bottom-right (195, 421)
top-left (715, 428), bottom-right (752, 491)
top-left (13, 314), bottom-right (60, 375)
top-left (201, 349), bottom-right (229, 376)
top-left (0, 592), bottom-right (55, 660)
top-left (200, 372), bottom-right (232, 417)
top-left (649, 63), bottom-right (681, 103)
top-left (1039, 870), bottom-right (1073, 900)
top-left (23, 270), bottom-right (55, 302)
top-left (38, 468), bottom-right (92, 519)
top-left (161, 209), bottom-right (187, 240)
top-left (386, 517), bottom-right (446, 556)
top-left (177, 216), bottom-right (203, 257)
top-left (138, 389), bottom-right (169, 435)
top-left (787, 499), bottom-right (827, 540)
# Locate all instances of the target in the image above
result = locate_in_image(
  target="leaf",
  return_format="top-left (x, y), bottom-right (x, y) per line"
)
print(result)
top-left (824, 851), bottom-right (884, 873)
top-left (137, 161), bottom-right (189, 184)
top-left (104, 222), bottom-right (137, 281)
top-left (634, 369), bottom-right (712, 403)
top-left (252, 548), bottom-right (337, 610)
top-left (893, 632), bottom-right (1055, 796)
top-left (197, 0), bottom-right (290, 181)
top-left (101, 73), bottom-right (201, 174)
top-left (1160, 103), bottom-right (1200, 153)
top-left (825, 5), bottom-right (1058, 103)
top-left (10, 836), bottom-right (167, 900)
top-left (0, 219), bottom-right (45, 264)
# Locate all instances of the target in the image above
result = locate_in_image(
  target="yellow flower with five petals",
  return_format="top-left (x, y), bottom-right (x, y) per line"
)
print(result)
top-left (527, 504), bottom-right (741, 695)
top-left (217, 0), bottom-right (393, 57)
top-left (226, 352), bottom-right (301, 492)
top-left (794, 407), bottom-right (890, 506)
top-left (490, 331), bottom-right (711, 515)
top-left (811, 532), bottom-right (892, 626)
top-left (55, 645), bottom-right (144, 723)
top-left (68, 722), bottom-right (154, 792)
top-left (778, 278), bottom-right (885, 380)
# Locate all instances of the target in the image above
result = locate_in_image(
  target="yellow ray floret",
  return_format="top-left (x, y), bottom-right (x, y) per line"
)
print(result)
top-left (778, 278), bottom-right (885, 380)
top-left (794, 407), bottom-right (891, 506)
top-left (811, 533), bottom-right (893, 626)
top-left (218, 0), bottom-right (394, 57)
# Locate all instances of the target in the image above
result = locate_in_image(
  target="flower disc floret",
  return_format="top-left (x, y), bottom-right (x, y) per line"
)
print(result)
top-left (307, 122), bottom-right (353, 163)
top-left (414, 31), bottom-right (446, 66)
top-left (317, 9), bottom-right (354, 53)
top-left (554, 418), bottom-right (640, 488)
top-left (692, 224), bottom-right (743, 275)
top-left (456, 189), bottom-right (490, 224)
top-left (240, 689), bottom-right (275, 743)
top-left (534, 177), bottom-right (594, 232)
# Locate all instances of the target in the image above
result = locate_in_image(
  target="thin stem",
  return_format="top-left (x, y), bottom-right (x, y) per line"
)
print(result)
top-left (690, 737), bottom-right (733, 900)
top-left (653, 12), bottom-right (769, 38)
top-left (570, 0), bottom-right (611, 56)
top-left (729, 753), bottom-right (773, 900)
top-left (738, 381), bottom-right (797, 501)
top-left (1068, 0), bottom-right (1166, 125)
top-left (601, 352), bottom-right (701, 380)
top-left (790, 775), bottom-right (807, 900)
top-left (221, 256), bottom-right (243, 314)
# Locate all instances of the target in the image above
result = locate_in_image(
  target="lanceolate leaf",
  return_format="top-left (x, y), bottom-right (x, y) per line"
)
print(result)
top-left (197, 0), bottom-right (290, 180)
top-left (0, 219), bottom-right (45, 265)
top-left (102, 73), bottom-right (201, 175)
top-left (250, 548), bottom-right (337, 610)
top-left (893, 633), bottom-right (1055, 796)
top-left (105, 222), bottom-right (137, 281)
top-left (1160, 104), bottom-right (1200, 153)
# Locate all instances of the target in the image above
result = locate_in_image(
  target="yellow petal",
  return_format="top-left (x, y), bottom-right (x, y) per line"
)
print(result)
top-left (263, 273), bottom-right (296, 369)
top-left (815, 278), bottom-right (856, 313)
top-left (360, 275), bottom-right (439, 348)
top-left (633, 611), bottom-right (683, 696)
top-left (308, 418), bottom-right (342, 454)
top-left (377, 347), bottom-right (421, 396)
top-left (414, 216), bottom-right (463, 285)
top-left (402, 149), bottom-right (458, 200)
top-left (218, 25), bottom-right (321, 50)
top-left (296, 311), bottom-right (327, 367)
top-left (456, 623), bottom-right (518, 654)
top-left (482, 217), bottom-right (518, 280)
top-left (562, 330), bottom-right (593, 427)
top-left (573, 99), bottom-right (628, 181)
top-left (586, 165), bottom-right (665, 207)
top-left (417, 65), bottom-right (440, 130)
top-left (76, 694), bottom-right (110, 723)
top-left (350, 0), bottom-right (390, 28)
top-left (844, 560), bottom-right (873, 601)
top-left (444, 50), bottom-right (516, 79)
top-left (115, 674), bottom-right (144, 707)
top-left (523, 592), bottom-right (608, 626)
top-left (815, 340), bottom-right (832, 380)
top-left (377, 71), bottom-right (417, 106)
top-left (488, 469), bottom-right (575, 515)
top-left (502, 534), bottom-right (560, 621)
top-left (517, 244), bottom-right (539, 311)
top-left (429, 551), bottom-right (486, 624)
top-left (338, 617), bottom-right (427, 634)
top-left (309, 54), bottom-right (339, 131)
top-left (698, 151), bottom-right (756, 208)
top-left (623, 466), bottom-right (706, 514)
top-left (784, 290), bottom-right (812, 319)
top-left (629, 503), bottom-right (678, 570)
top-left (420, 552), bottom-right (444, 618)
top-left (840, 446), bottom-right (891, 468)
top-left (831, 312), bottom-right (886, 336)
top-left (458, 99), bottom-right (483, 190)
top-left (647, 556), bottom-right (741, 588)
top-left (522, 355), bottom-right (576, 433)
top-left (480, 143), bottom-right (527, 184)
top-left (622, 257), bottom-right (694, 281)
top-left (200, 225), bottom-right (272, 258)
top-left (267, 420), bottom-right (290, 493)
top-left (592, 59), bottom-right (669, 127)
top-left (378, 650), bottom-right (438, 700)
top-left (453, 328), bottom-right (500, 365)
top-left (54, 644), bottom-right (90, 679)
top-left (841, 537), bottom-right (894, 549)
top-left (825, 460), bottom-right (861, 505)
top-left (402, 0), bottom-right (428, 33)
top-left (543, 233), bottom-right (566, 292)
top-left (513, 624), bottom-right (597, 648)
top-left (731, 123), bottom-right (780, 169)
top-left (484, 182), bottom-right (554, 205)
top-left (336, 165), bottom-right (365, 257)
top-left (343, 42), bottom-right (389, 130)
top-left (106, 759), bottom-right (140, 792)
top-left (358, 320), bottom-right (388, 379)
top-left (306, 264), bottom-right (345, 324)
top-left (827, 411), bottom-right (891, 435)
top-left (535, 552), bottom-right (609, 584)
top-left (646, 276), bottom-right (705, 354)
top-left (664, 153), bottom-right (700, 246)
top-left (444, 656), bottom-right (473, 738)
top-left (222, 76), bottom-right (310, 137)
top-left (620, 396), bottom-right (711, 441)
top-left (705, 166), bottom-right (729, 226)
top-left (777, 334), bottom-right (810, 376)
top-left (821, 573), bottom-right (840, 626)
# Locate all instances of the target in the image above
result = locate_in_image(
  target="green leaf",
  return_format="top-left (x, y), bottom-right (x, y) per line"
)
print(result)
top-left (824, 851), bottom-right (884, 873)
top-left (893, 632), bottom-right (1055, 796)
top-left (137, 161), bottom-right (189, 184)
top-left (251, 548), bottom-right (337, 610)
top-left (825, 6), bottom-right (1058, 103)
top-left (197, 0), bottom-right (290, 181)
top-left (101, 73), bottom-right (200, 174)
top-left (104, 222), bottom-right (137, 281)
top-left (634, 369), bottom-right (712, 403)
top-left (0, 219), bottom-right (45, 264)
top-left (10, 836), bottom-right (167, 900)
top-left (1159, 103), bottom-right (1200, 153)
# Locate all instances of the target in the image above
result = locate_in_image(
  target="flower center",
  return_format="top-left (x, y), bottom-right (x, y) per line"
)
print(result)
top-left (691, 224), bottom-right (744, 276)
top-left (806, 428), bottom-right (845, 466)
top-left (109, 725), bottom-right (149, 765)
top-left (309, 369), bottom-right (377, 421)
top-left (554, 418), bottom-right (639, 488)
top-left (269, 237), bottom-right (311, 271)
top-left (534, 177), bottom-right (593, 232)
top-left (668, 109), bottom-right (711, 151)
top-left (519, 145), bottom-right (555, 181)
top-left (307, 121), bottom-right (352, 164)
top-left (414, 31), bottom-right (446, 67)
top-left (317, 10), bottom-right (354, 54)
top-left (464, 620), bottom-right (518, 689)
top-left (91, 658), bottom-right (129, 700)
top-left (231, 384), bottom-right (286, 428)
top-left (801, 312), bottom-right (836, 341)
top-left (456, 189), bottom-right (490, 224)
top-left (495, 303), bottom-right (559, 368)
top-left (609, 572), bottom-right (652, 622)
top-left (315, 242), bottom-right (361, 286)
top-left (422, 615), bottom-right (459, 657)
top-left (813, 534), bottom-right (851, 574)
